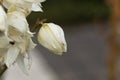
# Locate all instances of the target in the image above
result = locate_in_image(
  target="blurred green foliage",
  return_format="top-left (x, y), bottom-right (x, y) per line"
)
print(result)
top-left (27, 0), bottom-right (110, 25)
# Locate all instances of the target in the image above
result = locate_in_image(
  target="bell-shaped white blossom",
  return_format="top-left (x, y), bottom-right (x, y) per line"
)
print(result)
top-left (38, 23), bottom-right (67, 55)
top-left (5, 8), bottom-right (36, 73)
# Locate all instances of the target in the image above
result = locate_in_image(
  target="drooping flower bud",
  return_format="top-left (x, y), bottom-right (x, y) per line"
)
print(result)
top-left (38, 23), bottom-right (67, 55)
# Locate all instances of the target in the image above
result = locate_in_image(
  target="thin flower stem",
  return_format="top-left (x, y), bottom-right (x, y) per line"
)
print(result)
top-left (30, 18), bottom-right (47, 32)
top-left (31, 18), bottom-right (40, 32)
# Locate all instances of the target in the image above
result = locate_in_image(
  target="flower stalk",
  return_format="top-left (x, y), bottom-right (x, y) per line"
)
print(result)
top-left (31, 18), bottom-right (47, 32)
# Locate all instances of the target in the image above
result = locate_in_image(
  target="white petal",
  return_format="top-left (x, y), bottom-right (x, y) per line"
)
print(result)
top-left (3, 0), bottom-right (31, 10)
top-left (7, 10), bottom-right (31, 42)
top-left (0, 35), bottom-right (11, 48)
top-left (3, 0), bottom-right (45, 12)
top-left (39, 0), bottom-right (46, 2)
top-left (26, 39), bottom-right (36, 52)
top-left (32, 3), bottom-right (43, 12)
top-left (17, 53), bottom-right (32, 74)
top-left (38, 26), bottom-right (58, 51)
top-left (24, 53), bottom-right (32, 70)
top-left (48, 23), bottom-right (67, 51)
top-left (16, 54), bottom-right (28, 75)
top-left (7, 11), bottom-right (28, 33)
top-left (7, 26), bottom-right (24, 42)
top-left (5, 46), bottom-right (20, 67)
top-left (0, 5), bottom-right (7, 31)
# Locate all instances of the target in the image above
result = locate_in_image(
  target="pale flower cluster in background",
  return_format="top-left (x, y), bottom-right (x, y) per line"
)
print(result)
top-left (0, 0), bottom-right (67, 75)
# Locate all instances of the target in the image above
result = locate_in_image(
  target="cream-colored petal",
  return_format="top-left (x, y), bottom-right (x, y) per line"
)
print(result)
top-left (3, 0), bottom-right (45, 13)
top-left (16, 54), bottom-right (28, 75)
top-left (0, 5), bottom-right (7, 31)
top-left (7, 26), bottom-right (24, 42)
top-left (17, 53), bottom-right (32, 74)
top-left (48, 23), bottom-right (67, 52)
top-left (32, 3), bottom-right (43, 12)
top-left (5, 46), bottom-right (20, 67)
top-left (24, 53), bottom-right (32, 71)
top-left (26, 39), bottom-right (36, 52)
top-left (7, 11), bottom-right (28, 33)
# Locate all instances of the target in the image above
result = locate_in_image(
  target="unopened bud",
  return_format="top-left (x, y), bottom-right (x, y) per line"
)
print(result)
top-left (38, 23), bottom-right (67, 55)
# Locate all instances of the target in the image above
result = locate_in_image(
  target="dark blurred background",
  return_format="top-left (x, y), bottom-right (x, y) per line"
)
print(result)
top-left (28, 0), bottom-right (110, 25)
top-left (27, 0), bottom-right (113, 80)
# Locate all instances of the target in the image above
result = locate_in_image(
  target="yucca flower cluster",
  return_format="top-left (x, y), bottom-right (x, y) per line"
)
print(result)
top-left (0, 0), bottom-right (67, 75)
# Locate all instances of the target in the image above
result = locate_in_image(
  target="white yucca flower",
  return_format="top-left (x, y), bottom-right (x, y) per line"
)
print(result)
top-left (3, 0), bottom-right (45, 13)
top-left (0, 0), bottom-right (67, 76)
top-left (38, 23), bottom-right (67, 55)
top-left (5, 8), bottom-right (36, 74)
